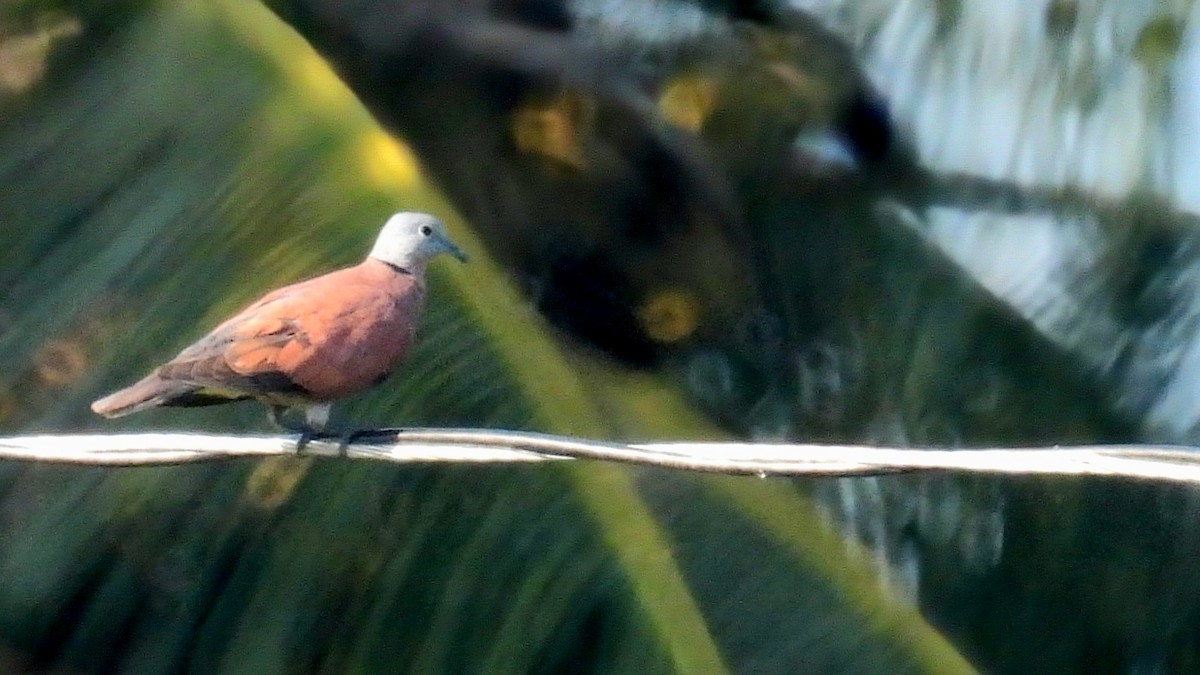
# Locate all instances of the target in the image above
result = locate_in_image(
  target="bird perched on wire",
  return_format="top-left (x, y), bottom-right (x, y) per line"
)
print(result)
top-left (91, 211), bottom-right (467, 441)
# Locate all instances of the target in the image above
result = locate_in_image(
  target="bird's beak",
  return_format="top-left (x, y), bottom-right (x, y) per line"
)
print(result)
top-left (443, 236), bottom-right (469, 263)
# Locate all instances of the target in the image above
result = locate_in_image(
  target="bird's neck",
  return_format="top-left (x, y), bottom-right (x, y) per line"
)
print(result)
top-left (364, 256), bottom-right (426, 281)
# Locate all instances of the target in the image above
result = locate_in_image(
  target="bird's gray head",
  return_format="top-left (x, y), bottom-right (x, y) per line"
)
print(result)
top-left (368, 212), bottom-right (468, 272)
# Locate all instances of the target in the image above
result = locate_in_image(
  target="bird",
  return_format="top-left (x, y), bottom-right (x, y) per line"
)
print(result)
top-left (91, 211), bottom-right (468, 441)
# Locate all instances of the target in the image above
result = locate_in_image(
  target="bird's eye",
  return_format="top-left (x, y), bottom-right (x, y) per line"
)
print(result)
top-left (420, 225), bottom-right (433, 236)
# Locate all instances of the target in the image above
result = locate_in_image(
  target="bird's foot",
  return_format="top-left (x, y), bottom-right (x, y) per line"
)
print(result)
top-left (289, 427), bottom-right (406, 457)
top-left (269, 406), bottom-right (318, 453)
top-left (294, 428), bottom-right (327, 456)
top-left (348, 427), bottom-right (408, 440)
top-left (332, 427), bottom-right (407, 456)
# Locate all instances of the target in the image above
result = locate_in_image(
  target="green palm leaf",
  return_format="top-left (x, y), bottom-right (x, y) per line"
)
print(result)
top-left (0, 2), bottom-right (973, 673)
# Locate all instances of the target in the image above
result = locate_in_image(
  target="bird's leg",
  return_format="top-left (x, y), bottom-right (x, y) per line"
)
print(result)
top-left (334, 430), bottom-right (357, 458)
top-left (268, 405), bottom-right (293, 431)
top-left (295, 429), bottom-right (319, 456)
top-left (274, 404), bottom-right (403, 457)
top-left (295, 403), bottom-right (334, 455)
top-left (304, 403), bottom-right (332, 433)
top-left (266, 404), bottom-right (332, 455)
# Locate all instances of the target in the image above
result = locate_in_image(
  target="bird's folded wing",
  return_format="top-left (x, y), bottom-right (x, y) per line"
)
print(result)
top-left (156, 314), bottom-right (314, 399)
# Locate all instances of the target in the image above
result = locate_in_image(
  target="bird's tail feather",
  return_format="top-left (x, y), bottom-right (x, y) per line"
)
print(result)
top-left (90, 375), bottom-right (198, 418)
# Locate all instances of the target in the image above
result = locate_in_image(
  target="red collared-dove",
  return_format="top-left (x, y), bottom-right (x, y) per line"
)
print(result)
top-left (91, 211), bottom-right (467, 433)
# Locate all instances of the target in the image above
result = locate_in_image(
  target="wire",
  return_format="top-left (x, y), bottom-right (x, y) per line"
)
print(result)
top-left (2, 430), bottom-right (1200, 483)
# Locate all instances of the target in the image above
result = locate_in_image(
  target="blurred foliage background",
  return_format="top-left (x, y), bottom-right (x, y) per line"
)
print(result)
top-left (3, 0), bottom-right (1200, 672)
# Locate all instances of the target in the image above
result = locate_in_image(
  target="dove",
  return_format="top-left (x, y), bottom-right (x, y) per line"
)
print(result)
top-left (91, 211), bottom-right (467, 438)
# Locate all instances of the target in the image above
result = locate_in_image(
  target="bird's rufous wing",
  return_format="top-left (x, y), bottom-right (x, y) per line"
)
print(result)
top-left (151, 276), bottom-right (343, 400)
top-left (155, 311), bottom-right (313, 400)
